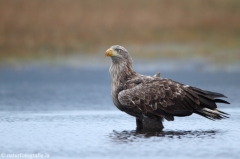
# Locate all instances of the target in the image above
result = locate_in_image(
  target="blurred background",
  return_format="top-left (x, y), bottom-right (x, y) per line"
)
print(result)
top-left (1, 1), bottom-right (240, 158)
top-left (0, 0), bottom-right (240, 66)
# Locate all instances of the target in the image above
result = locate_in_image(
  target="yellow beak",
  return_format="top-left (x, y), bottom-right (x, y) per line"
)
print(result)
top-left (105, 48), bottom-right (118, 57)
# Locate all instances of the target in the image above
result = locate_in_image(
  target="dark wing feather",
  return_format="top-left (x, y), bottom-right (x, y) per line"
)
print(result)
top-left (118, 78), bottom-right (199, 121)
top-left (118, 77), bottom-right (229, 121)
top-left (214, 99), bottom-right (230, 104)
top-left (204, 90), bottom-right (227, 98)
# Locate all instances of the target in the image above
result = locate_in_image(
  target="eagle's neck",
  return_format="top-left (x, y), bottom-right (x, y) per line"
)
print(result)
top-left (109, 61), bottom-right (136, 105)
top-left (110, 61), bottom-right (135, 87)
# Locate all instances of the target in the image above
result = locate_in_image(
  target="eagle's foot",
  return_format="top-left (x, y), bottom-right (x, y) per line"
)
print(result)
top-left (136, 118), bottom-right (164, 131)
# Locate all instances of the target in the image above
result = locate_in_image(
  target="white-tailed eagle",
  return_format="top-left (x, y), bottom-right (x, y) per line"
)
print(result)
top-left (105, 45), bottom-right (229, 130)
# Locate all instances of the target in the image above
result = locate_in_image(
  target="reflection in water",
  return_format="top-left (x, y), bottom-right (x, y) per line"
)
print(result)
top-left (110, 129), bottom-right (218, 142)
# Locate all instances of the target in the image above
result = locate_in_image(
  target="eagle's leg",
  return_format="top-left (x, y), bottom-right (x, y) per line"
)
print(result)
top-left (136, 117), bottom-right (143, 130)
top-left (141, 118), bottom-right (164, 130)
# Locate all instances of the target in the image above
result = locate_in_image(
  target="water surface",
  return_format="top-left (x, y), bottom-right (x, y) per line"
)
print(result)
top-left (0, 66), bottom-right (239, 159)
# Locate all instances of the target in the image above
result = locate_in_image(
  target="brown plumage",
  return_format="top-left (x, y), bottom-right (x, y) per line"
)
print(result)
top-left (105, 45), bottom-right (230, 130)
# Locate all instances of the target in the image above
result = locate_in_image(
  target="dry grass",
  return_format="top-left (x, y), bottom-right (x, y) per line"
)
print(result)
top-left (0, 0), bottom-right (240, 62)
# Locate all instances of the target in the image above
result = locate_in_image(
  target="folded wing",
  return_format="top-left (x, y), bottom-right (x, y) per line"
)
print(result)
top-left (118, 78), bottom-right (229, 121)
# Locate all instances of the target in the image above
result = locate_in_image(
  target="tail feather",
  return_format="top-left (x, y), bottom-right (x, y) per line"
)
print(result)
top-left (215, 108), bottom-right (230, 115)
top-left (195, 108), bottom-right (229, 120)
top-left (194, 111), bottom-right (215, 121)
top-left (190, 87), bottom-right (230, 120)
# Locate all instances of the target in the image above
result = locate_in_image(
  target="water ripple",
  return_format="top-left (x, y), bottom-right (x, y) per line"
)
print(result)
top-left (110, 129), bottom-right (220, 142)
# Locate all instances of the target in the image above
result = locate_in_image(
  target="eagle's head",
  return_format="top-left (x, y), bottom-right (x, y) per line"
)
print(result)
top-left (105, 45), bottom-right (132, 64)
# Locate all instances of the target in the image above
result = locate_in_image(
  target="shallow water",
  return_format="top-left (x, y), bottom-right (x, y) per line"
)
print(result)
top-left (0, 110), bottom-right (240, 159)
top-left (0, 66), bottom-right (240, 159)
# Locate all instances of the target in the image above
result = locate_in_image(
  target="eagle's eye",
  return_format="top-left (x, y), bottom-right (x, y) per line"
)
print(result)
top-left (116, 49), bottom-right (122, 53)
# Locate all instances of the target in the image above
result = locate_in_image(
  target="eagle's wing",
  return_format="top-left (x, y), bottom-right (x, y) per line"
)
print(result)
top-left (118, 77), bottom-right (228, 121)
